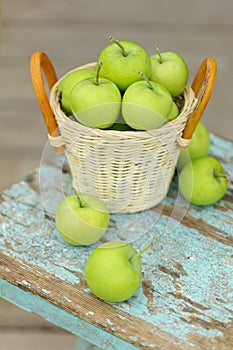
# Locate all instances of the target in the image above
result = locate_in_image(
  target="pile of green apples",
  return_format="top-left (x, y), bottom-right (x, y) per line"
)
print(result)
top-left (55, 192), bottom-right (153, 302)
top-left (177, 123), bottom-right (228, 205)
top-left (58, 36), bottom-right (189, 130)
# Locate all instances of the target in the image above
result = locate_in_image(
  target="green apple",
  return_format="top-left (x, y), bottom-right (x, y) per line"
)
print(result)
top-left (177, 122), bottom-right (210, 169)
top-left (55, 193), bottom-right (110, 246)
top-left (84, 241), bottom-right (153, 302)
top-left (69, 63), bottom-right (121, 129)
top-left (150, 46), bottom-right (189, 97)
top-left (58, 67), bottom-right (96, 115)
top-left (98, 36), bottom-right (151, 92)
top-left (178, 156), bottom-right (227, 206)
top-left (167, 101), bottom-right (179, 121)
top-left (122, 73), bottom-right (173, 130)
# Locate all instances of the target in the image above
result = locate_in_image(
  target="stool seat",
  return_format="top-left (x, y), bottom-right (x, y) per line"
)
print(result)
top-left (0, 133), bottom-right (233, 349)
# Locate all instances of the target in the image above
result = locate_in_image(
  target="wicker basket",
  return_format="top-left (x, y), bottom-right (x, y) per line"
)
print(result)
top-left (30, 53), bottom-right (217, 213)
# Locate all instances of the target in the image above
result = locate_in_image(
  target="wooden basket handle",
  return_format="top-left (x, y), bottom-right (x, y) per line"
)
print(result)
top-left (182, 57), bottom-right (217, 142)
top-left (30, 51), bottom-right (65, 152)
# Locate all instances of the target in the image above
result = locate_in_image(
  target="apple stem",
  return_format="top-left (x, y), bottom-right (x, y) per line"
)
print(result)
top-left (214, 170), bottom-right (228, 181)
top-left (130, 242), bottom-right (153, 264)
top-left (75, 194), bottom-right (83, 207)
top-left (139, 72), bottom-right (155, 91)
top-left (109, 35), bottom-right (127, 57)
top-left (71, 188), bottom-right (85, 207)
top-left (153, 43), bottom-right (163, 64)
top-left (95, 62), bottom-right (103, 85)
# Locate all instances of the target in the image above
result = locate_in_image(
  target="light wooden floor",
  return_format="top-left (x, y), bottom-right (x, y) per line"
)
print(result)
top-left (1, 0), bottom-right (233, 349)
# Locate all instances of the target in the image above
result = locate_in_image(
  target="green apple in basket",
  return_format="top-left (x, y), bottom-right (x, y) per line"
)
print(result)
top-left (177, 122), bottom-right (210, 169)
top-left (150, 44), bottom-right (189, 97)
top-left (122, 72), bottom-right (173, 130)
top-left (167, 101), bottom-right (180, 121)
top-left (98, 36), bottom-right (152, 92)
top-left (70, 62), bottom-right (121, 129)
top-left (55, 193), bottom-right (110, 246)
top-left (178, 156), bottom-right (227, 206)
top-left (58, 67), bottom-right (96, 115)
top-left (84, 241), bottom-right (153, 302)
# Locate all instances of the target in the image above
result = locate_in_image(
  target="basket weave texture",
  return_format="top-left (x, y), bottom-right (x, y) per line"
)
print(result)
top-left (49, 65), bottom-right (197, 213)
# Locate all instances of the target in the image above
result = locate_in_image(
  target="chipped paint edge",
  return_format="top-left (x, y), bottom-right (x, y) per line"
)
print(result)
top-left (0, 278), bottom-right (139, 350)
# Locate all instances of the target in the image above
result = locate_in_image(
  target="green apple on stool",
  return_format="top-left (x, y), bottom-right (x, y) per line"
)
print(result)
top-left (55, 193), bottom-right (110, 246)
top-left (177, 122), bottom-right (211, 169)
top-left (84, 241), bottom-right (153, 302)
top-left (178, 156), bottom-right (227, 206)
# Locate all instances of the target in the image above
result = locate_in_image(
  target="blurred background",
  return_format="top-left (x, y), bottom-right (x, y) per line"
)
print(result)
top-left (0, 0), bottom-right (233, 349)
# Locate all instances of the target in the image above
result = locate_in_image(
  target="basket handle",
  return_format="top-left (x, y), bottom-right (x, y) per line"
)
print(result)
top-left (30, 51), bottom-right (65, 152)
top-left (181, 57), bottom-right (217, 144)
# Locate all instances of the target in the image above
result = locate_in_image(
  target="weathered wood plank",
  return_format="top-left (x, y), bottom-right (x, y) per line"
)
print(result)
top-left (0, 255), bottom-right (189, 350)
top-left (0, 133), bottom-right (232, 349)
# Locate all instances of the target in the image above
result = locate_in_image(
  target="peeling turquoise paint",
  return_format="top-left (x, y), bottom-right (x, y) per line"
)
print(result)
top-left (1, 174), bottom-right (233, 345)
top-left (0, 279), bottom-right (138, 350)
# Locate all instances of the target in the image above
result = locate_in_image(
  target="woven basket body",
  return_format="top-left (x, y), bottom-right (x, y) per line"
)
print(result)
top-left (49, 66), bottom-right (197, 213)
